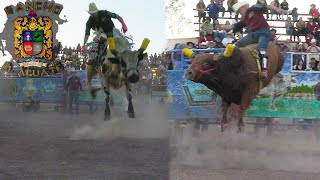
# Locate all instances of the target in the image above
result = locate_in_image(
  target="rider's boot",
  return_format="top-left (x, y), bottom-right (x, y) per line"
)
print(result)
top-left (260, 49), bottom-right (268, 79)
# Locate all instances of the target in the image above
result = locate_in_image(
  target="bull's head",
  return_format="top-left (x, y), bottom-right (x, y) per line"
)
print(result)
top-left (183, 44), bottom-right (236, 82)
top-left (107, 38), bottom-right (149, 83)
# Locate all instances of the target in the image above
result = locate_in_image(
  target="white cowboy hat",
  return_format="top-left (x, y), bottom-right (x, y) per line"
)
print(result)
top-left (311, 39), bottom-right (317, 43)
top-left (232, 1), bottom-right (249, 13)
top-left (200, 42), bottom-right (207, 46)
top-left (87, 2), bottom-right (99, 14)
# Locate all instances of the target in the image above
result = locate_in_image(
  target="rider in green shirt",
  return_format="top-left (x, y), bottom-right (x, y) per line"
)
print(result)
top-left (83, 3), bottom-right (128, 64)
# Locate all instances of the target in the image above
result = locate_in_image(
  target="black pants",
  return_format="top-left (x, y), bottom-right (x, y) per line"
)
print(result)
top-left (198, 11), bottom-right (206, 22)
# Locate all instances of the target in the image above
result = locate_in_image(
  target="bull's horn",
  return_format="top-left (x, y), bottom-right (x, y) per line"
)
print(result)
top-left (108, 37), bottom-right (116, 50)
top-left (182, 48), bottom-right (194, 58)
top-left (140, 38), bottom-right (150, 51)
top-left (223, 44), bottom-right (234, 57)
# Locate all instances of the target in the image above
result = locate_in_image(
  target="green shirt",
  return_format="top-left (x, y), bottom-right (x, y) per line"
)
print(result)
top-left (85, 10), bottom-right (117, 37)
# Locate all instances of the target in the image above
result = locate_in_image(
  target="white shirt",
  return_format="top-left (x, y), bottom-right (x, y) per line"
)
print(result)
top-left (221, 37), bottom-right (234, 46)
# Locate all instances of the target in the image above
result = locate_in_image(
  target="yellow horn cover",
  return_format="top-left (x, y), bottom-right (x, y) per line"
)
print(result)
top-left (108, 37), bottom-right (115, 50)
top-left (224, 44), bottom-right (234, 57)
top-left (182, 48), bottom-right (193, 58)
top-left (140, 38), bottom-right (150, 50)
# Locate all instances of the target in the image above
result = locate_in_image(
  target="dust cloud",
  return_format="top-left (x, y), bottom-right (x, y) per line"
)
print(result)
top-left (171, 120), bottom-right (320, 174)
top-left (69, 94), bottom-right (169, 140)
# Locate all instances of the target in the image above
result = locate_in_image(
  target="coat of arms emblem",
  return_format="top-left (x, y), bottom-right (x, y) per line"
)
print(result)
top-left (14, 10), bottom-right (52, 62)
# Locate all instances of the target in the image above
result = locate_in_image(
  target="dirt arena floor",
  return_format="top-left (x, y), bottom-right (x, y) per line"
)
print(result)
top-left (0, 101), bottom-right (169, 179)
top-left (1, 100), bottom-right (320, 180)
top-left (170, 122), bottom-right (320, 180)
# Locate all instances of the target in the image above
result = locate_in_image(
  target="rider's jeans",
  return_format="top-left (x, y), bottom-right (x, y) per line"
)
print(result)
top-left (235, 28), bottom-right (271, 51)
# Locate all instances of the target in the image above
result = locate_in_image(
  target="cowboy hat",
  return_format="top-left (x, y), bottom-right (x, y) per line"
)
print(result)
top-left (200, 42), bottom-right (207, 46)
top-left (232, 1), bottom-right (249, 13)
top-left (206, 41), bottom-right (214, 45)
top-left (311, 39), bottom-right (317, 43)
top-left (87, 2), bottom-right (99, 14)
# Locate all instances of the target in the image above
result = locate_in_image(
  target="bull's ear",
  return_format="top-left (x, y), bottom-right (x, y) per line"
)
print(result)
top-left (108, 58), bottom-right (120, 64)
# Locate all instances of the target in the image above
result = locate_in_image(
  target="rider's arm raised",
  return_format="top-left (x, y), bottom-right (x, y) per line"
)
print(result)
top-left (116, 14), bottom-right (127, 33)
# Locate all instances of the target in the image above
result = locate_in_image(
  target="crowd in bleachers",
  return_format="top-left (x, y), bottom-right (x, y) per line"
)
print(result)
top-left (194, 0), bottom-right (320, 52)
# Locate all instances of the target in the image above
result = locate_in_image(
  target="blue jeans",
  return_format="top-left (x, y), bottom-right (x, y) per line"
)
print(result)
top-left (68, 90), bottom-right (79, 112)
top-left (209, 13), bottom-right (219, 20)
top-left (235, 28), bottom-right (271, 51)
top-left (286, 28), bottom-right (295, 40)
top-left (213, 32), bottom-right (225, 40)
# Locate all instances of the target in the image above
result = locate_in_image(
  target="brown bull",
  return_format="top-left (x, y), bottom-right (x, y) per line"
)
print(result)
top-left (183, 43), bottom-right (284, 132)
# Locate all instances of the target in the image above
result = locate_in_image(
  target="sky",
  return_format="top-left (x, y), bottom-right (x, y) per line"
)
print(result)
top-left (165, 0), bottom-right (319, 39)
top-left (0, 0), bottom-right (165, 64)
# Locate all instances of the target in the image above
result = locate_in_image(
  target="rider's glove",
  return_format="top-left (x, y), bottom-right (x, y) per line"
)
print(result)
top-left (121, 23), bottom-right (128, 33)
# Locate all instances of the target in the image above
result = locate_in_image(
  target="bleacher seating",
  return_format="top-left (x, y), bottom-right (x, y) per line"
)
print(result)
top-left (193, 8), bottom-right (313, 43)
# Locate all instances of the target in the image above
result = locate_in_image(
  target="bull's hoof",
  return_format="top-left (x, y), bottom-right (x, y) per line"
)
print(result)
top-left (104, 115), bottom-right (111, 121)
top-left (221, 124), bottom-right (228, 132)
top-left (237, 125), bottom-right (245, 133)
top-left (128, 112), bottom-right (135, 118)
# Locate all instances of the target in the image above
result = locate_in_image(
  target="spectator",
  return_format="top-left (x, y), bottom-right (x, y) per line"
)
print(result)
top-left (199, 42), bottom-right (207, 55)
top-left (295, 17), bottom-right (307, 40)
top-left (196, 0), bottom-right (207, 23)
top-left (306, 17), bottom-right (318, 35)
top-left (198, 31), bottom-right (213, 44)
top-left (199, 42), bottom-right (207, 49)
top-left (233, 33), bottom-right (243, 43)
top-left (207, 0), bottom-right (220, 21)
top-left (224, 21), bottom-right (232, 33)
top-left (227, 0), bottom-right (238, 18)
top-left (310, 4), bottom-right (319, 24)
top-left (293, 58), bottom-right (306, 71)
top-left (65, 71), bottom-right (83, 114)
top-left (215, 0), bottom-right (225, 17)
top-left (200, 17), bottom-right (214, 37)
top-left (222, 32), bottom-right (234, 46)
top-left (270, 0), bottom-right (280, 20)
top-left (212, 19), bottom-right (225, 40)
top-left (309, 57), bottom-right (319, 71)
top-left (187, 42), bottom-right (196, 49)
top-left (280, 0), bottom-right (289, 20)
top-left (295, 42), bottom-right (307, 52)
top-left (314, 29), bottom-right (320, 46)
top-left (306, 33), bottom-right (314, 46)
top-left (306, 39), bottom-right (320, 52)
top-left (291, 7), bottom-right (298, 22)
top-left (271, 28), bottom-right (277, 41)
top-left (285, 17), bottom-right (296, 41)
top-left (257, 0), bottom-right (269, 19)
top-left (207, 41), bottom-right (216, 49)
top-left (213, 37), bottom-right (225, 48)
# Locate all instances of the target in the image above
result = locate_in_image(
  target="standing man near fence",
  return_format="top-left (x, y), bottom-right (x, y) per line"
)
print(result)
top-left (65, 71), bottom-right (83, 114)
